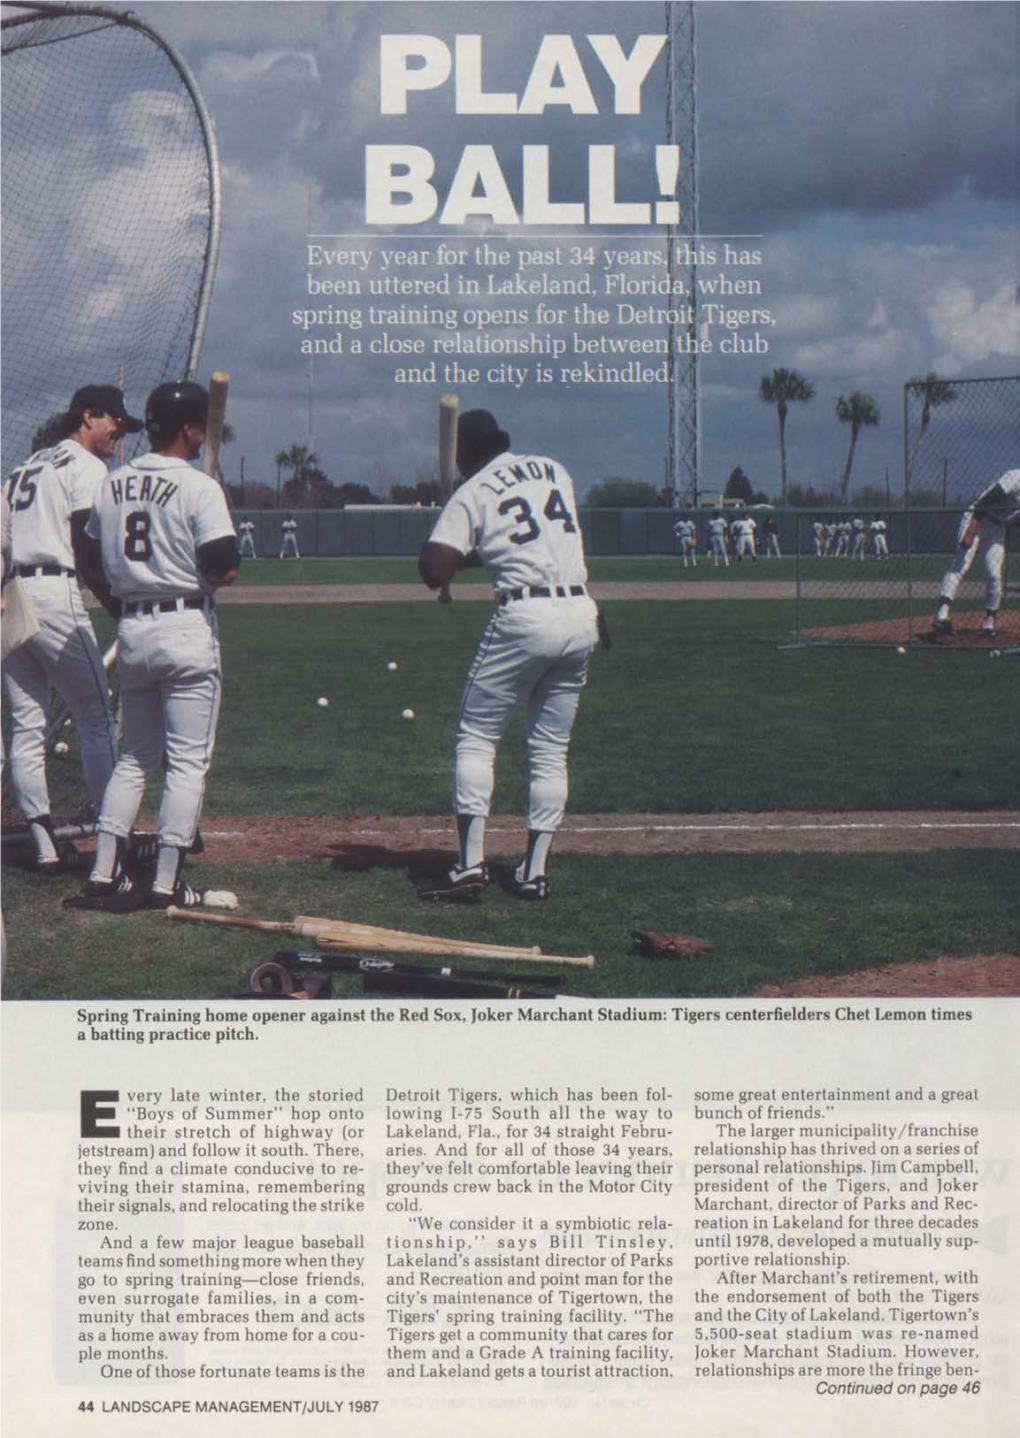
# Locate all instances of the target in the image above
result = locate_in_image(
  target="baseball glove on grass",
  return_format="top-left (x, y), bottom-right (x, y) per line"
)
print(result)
top-left (632, 930), bottom-right (715, 959)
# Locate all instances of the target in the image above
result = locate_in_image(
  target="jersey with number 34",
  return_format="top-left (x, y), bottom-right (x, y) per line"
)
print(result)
top-left (86, 452), bottom-right (235, 601)
top-left (430, 451), bottom-right (588, 593)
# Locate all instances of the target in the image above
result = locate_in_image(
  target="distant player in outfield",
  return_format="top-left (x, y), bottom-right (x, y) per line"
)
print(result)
top-left (812, 518), bottom-right (826, 557)
top-left (2, 384), bottom-right (141, 873)
top-left (933, 470), bottom-right (1020, 640)
top-left (850, 516), bottom-right (867, 561)
top-left (80, 382), bottom-right (239, 906)
top-left (734, 513), bottom-right (757, 563)
top-left (280, 513), bottom-right (300, 559)
top-left (761, 513), bottom-right (782, 558)
top-left (238, 518), bottom-right (257, 559)
top-left (673, 513), bottom-right (697, 567)
top-left (870, 516), bottom-right (890, 557)
top-left (417, 408), bottom-right (599, 902)
top-left (707, 511), bottom-right (729, 567)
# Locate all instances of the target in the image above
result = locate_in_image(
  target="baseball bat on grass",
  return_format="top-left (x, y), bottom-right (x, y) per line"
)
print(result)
top-left (165, 907), bottom-right (595, 968)
top-left (270, 950), bottom-right (567, 987)
top-left (363, 970), bottom-right (556, 999)
top-left (436, 393), bottom-right (458, 603)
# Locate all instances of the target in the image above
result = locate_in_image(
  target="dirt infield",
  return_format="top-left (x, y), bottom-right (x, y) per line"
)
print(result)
top-left (190, 810), bottom-right (1020, 863)
top-left (756, 955), bottom-right (1020, 998)
top-left (804, 611), bottom-right (1020, 647)
top-left (178, 811), bottom-right (1018, 998)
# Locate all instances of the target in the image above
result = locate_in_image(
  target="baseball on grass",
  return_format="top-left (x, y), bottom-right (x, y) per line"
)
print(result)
top-left (401, 708), bottom-right (415, 720)
top-left (386, 661), bottom-right (398, 671)
top-left (54, 741), bottom-right (70, 756)
top-left (896, 645), bottom-right (906, 655)
top-left (316, 696), bottom-right (329, 708)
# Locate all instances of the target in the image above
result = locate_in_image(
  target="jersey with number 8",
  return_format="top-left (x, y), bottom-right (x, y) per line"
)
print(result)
top-left (429, 452), bottom-right (587, 593)
top-left (86, 453), bottom-right (234, 600)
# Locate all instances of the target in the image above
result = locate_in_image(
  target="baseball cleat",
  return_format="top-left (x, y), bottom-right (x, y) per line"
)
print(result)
top-left (979, 628), bottom-right (997, 640)
top-left (146, 883), bottom-right (205, 910)
top-left (417, 863), bottom-right (489, 901)
top-left (932, 618), bottom-right (953, 636)
top-left (511, 863), bottom-right (550, 901)
top-left (85, 871), bottom-right (135, 898)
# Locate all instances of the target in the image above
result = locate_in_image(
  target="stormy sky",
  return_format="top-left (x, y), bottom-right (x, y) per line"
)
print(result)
top-left (53, 2), bottom-right (1020, 500)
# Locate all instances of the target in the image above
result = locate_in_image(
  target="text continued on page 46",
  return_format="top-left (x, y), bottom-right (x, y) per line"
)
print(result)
top-left (73, 1002), bottom-right (994, 1409)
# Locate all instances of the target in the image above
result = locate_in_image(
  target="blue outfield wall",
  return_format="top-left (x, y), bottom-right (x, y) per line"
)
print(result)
top-left (232, 507), bottom-right (970, 558)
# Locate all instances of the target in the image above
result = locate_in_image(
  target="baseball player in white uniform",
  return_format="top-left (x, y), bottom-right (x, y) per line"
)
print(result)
top-left (706, 512), bottom-right (729, 567)
top-left (2, 384), bottom-right (141, 872)
top-left (417, 409), bottom-right (599, 901)
top-left (812, 519), bottom-right (826, 557)
top-left (279, 515), bottom-right (300, 559)
top-left (850, 516), bottom-right (867, 561)
top-left (673, 514), bottom-right (697, 566)
top-left (734, 513), bottom-right (757, 563)
top-left (79, 381), bottom-right (239, 905)
top-left (934, 470), bottom-right (1020, 639)
top-left (238, 518), bottom-right (257, 559)
top-left (870, 516), bottom-right (890, 557)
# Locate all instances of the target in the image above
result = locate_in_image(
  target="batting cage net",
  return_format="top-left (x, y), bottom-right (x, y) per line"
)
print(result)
top-left (0, 1), bottom-right (221, 480)
top-left (2, 2), bottom-right (220, 842)
top-left (904, 375), bottom-right (1019, 507)
top-left (793, 509), bottom-right (1016, 650)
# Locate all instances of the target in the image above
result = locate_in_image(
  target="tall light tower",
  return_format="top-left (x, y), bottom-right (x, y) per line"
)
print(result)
top-left (665, 1), bottom-right (699, 508)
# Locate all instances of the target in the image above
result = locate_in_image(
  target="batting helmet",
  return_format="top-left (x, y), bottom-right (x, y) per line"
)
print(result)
top-left (145, 381), bottom-right (209, 438)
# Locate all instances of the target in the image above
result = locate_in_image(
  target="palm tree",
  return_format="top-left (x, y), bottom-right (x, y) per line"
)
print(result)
top-left (835, 391), bottom-right (880, 503)
top-left (758, 368), bottom-right (815, 504)
top-left (279, 444), bottom-right (318, 500)
top-left (905, 373), bottom-right (958, 496)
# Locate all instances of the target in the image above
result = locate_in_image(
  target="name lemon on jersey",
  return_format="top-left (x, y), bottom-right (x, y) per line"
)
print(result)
top-left (479, 459), bottom-right (558, 496)
top-left (109, 473), bottom-right (179, 507)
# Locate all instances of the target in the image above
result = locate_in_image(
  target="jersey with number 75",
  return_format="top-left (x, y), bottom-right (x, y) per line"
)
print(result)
top-left (85, 452), bottom-right (235, 601)
top-left (428, 451), bottom-right (588, 593)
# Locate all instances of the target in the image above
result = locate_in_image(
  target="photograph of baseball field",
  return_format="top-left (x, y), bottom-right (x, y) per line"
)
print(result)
top-left (3, 554), bottom-right (1018, 1000)
top-left (2, 0), bottom-right (1017, 1001)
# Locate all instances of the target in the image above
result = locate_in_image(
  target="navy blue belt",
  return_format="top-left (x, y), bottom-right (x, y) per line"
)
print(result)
top-left (123, 596), bottom-right (209, 616)
top-left (498, 585), bottom-right (586, 605)
top-left (14, 564), bottom-right (75, 578)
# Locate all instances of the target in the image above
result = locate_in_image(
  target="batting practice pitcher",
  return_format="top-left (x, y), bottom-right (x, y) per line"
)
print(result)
top-left (79, 382), bottom-right (239, 906)
top-left (2, 384), bottom-right (142, 872)
top-left (417, 409), bottom-right (599, 902)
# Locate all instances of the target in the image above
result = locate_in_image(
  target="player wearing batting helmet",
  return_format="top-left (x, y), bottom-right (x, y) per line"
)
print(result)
top-left (416, 409), bottom-right (599, 902)
top-left (78, 381), bottom-right (240, 906)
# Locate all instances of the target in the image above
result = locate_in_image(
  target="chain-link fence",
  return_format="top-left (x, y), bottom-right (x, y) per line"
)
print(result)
top-left (793, 509), bottom-right (1016, 648)
top-left (904, 376), bottom-right (1019, 506)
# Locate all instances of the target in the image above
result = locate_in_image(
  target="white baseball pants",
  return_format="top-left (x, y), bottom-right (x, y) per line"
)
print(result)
top-left (2, 576), bottom-right (117, 819)
top-left (453, 595), bottom-right (598, 832)
top-left (939, 512), bottom-right (1006, 610)
top-left (96, 608), bottom-right (222, 849)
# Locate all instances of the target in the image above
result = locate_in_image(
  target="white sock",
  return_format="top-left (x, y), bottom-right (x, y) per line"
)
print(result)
top-left (457, 815), bottom-right (486, 870)
top-left (90, 832), bottom-right (120, 884)
top-left (29, 817), bottom-right (59, 865)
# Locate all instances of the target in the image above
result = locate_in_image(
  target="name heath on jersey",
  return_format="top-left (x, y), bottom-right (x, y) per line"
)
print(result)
top-left (108, 473), bottom-right (179, 507)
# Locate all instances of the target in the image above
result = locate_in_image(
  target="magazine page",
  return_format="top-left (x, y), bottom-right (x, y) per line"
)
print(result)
top-left (2, 2), bottom-right (1017, 1436)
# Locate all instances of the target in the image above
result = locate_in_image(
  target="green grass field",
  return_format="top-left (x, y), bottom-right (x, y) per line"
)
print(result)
top-left (2, 559), bottom-right (1017, 999)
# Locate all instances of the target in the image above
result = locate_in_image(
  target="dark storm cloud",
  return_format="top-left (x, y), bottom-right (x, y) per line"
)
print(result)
top-left (697, 2), bottom-right (1018, 230)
